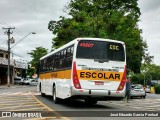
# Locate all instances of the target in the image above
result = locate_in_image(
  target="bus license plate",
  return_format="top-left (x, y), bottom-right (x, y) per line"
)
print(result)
top-left (95, 81), bottom-right (104, 85)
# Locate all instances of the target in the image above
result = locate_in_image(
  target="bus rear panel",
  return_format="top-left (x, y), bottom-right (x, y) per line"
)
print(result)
top-left (70, 39), bottom-right (126, 100)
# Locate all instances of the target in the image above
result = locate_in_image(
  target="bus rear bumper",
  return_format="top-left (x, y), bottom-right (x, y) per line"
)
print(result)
top-left (71, 87), bottom-right (125, 98)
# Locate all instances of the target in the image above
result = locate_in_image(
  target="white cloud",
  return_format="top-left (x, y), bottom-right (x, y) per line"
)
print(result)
top-left (0, 0), bottom-right (69, 61)
top-left (138, 0), bottom-right (160, 65)
top-left (0, 0), bottom-right (160, 66)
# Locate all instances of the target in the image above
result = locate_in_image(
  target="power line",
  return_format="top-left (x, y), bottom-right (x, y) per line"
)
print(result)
top-left (11, 34), bottom-right (38, 48)
top-left (0, 19), bottom-right (50, 50)
top-left (2, 27), bottom-right (15, 87)
top-left (11, 32), bottom-right (36, 49)
top-left (11, 52), bottom-right (29, 61)
top-left (0, 20), bottom-right (42, 47)
top-left (13, 30), bottom-right (43, 47)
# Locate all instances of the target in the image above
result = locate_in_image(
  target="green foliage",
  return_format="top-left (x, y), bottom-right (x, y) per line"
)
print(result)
top-left (141, 64), bottom-right (160, 80)
top-left (49, 0), bottom-right (146, 73)
top-left (28, 47), bottom-right (48, 69)
top-left (154, 84), bottom-right (160, 94)
top-left (131, 74), bottom-right (144, 85)
top-left (27, 66), bottom-right (35, 78)
top-left (130, 64), bottom-right (160, 86)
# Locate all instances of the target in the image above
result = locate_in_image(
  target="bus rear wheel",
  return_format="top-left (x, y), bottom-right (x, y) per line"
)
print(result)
top-left (53, 86), bottom-right (59, 104)
top-left (40, 83), bottom-right (45, 97)
top-left (41, 92), bottom-right (45, 97)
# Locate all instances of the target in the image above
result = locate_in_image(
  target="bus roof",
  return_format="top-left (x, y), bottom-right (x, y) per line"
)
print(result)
top-left (40, 38), bottom-right (125, 60)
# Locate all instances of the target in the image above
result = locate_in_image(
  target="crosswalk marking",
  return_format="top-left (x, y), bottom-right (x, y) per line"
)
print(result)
top-left (105, 98), bottom-right (160, 111)
top-left (0, 92), bottom-right (40, 96)
top-left (0, 91), bottom-right (47, 111)
top-left (0, 91), bottom-right (69, 120)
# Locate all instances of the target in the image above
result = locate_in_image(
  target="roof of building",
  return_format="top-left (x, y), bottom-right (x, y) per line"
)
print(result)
top-left (0, 47), bottom-right (7, 52)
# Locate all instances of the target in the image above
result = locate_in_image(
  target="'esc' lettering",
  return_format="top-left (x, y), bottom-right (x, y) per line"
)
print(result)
top-left (110, 45), bottom-right (119, 50)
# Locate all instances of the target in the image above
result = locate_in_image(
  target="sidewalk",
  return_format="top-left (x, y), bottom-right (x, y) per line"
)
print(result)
top-left (0, 84), bottom-right (28, 89)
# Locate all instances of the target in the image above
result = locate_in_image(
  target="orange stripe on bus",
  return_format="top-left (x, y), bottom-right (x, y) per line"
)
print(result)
top-left (39, 69), bottom-right (123, 81)
top-left (39, 70), bottom-right (71, 79)
top-left (77, 70), bottom-right (123, 81)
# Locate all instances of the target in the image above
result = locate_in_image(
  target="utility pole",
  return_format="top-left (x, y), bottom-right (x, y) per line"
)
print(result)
top-left (2, 27), bottom-right (15, 87)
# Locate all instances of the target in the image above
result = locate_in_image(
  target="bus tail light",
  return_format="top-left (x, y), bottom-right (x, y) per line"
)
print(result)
top-left (73, 62), bottom-right (81, 89)
top-left (117, 65), bottom-right (126, 91)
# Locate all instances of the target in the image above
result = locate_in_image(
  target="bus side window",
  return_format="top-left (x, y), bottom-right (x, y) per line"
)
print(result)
top-left (60, 49), bottom-right (67, 69)
top-left (66, 46), bottom-right (73, 68)
top-left (64, 49), bottom-right (66, 58)
top-left (55, 52), bottom-right (60, 70)
top-left (71, 46), bottom-right (74, 56)
top-left (60, 50), bottom-right (63, 69)
top-left (51, 55), bottom-right (54, 71)
top-left (60, 50), bottom-right (64, 59)
top-left (63, 49), bottom-right (67, 68)
top-left (44, 59), bottom-right (47, 72)
top-left (67, 47), bottom-right (71, 57)
top-left (40, 60), bottom-right (43, 73)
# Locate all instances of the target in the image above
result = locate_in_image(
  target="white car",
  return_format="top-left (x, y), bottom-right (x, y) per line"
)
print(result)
top-left (14, 76), bottom-right (22, 84)
top-left (24, 79), bottom-right (37, 86)
top-left (130, 84), bottom-right (146, 98)
top-left (29, 79), bottom-right (38, 86)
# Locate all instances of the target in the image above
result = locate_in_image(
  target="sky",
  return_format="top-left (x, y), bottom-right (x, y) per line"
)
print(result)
top-left (0, 0), bottom-right (160, 65)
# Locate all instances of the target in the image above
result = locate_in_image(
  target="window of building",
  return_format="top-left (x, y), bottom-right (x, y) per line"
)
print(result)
top-left (0, 53), bottom-right (4, 58)
top-left (6, 54), bottom-right (8, 59)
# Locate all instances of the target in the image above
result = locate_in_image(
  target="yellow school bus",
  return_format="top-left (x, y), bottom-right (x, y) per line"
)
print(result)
top-left (38, 38), bottom-right (126, 104)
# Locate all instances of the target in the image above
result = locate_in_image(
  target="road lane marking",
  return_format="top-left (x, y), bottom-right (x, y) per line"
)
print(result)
top-left (0, 92), bottom-right (40, 96)
top-left (0, 95), bottom-right (34, 100)
top-left (0, 92), bottom-right (13, 96)
top-left (0, 100), bottom-right (36, 104)
top-left (30, 92), bottom-right (71, 120)
top-left (104, 98), bottom-right (160, 111)
top-left (9, 107), bottom-right (48, 111)
top-left (0, 91), bottom-right (71, 120)
top-left (0, 103), bottom-right (42, 108)
top-left (25, 117), bottom-right (60, 120)
top-left (0, 104), bottom-right (42, 110)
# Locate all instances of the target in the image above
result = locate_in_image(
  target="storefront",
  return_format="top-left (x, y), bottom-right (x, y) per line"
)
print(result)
top-left (0, 47), bottom-right (27, 85)
top-left (0, 48), bottom-right (13, 85)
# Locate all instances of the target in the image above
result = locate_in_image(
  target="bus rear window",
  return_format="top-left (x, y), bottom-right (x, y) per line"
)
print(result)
top-left (76, 40), bottom-right (125, 61)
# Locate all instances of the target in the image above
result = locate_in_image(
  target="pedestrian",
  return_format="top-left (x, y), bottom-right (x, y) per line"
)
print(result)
top-left (125, 76), bottom-right (131, 102)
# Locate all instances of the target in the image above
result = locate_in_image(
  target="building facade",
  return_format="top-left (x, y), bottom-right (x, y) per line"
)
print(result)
top-left (0, 47), bottom-right (27, 85)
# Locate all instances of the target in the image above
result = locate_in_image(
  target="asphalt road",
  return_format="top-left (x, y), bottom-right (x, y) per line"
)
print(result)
top-left (35, 92), bottom-right (160, 120)
top-left (0, 86), bottom-right (160, 120)
top-left (146, 93), bottom-right (160, 99)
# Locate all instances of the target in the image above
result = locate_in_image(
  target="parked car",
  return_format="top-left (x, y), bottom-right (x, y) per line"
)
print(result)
top-left (145, 85), bottom-right (151, 93)
top-left (14, 77), bottom-right (22, 84)
top-left (20, 78), bottom-right (30, 85)
top-left (130, 84), bottom-right (146, 98)
top-left (19, 78), bottom-right (25, 85)
top-left (24, 79), bottom-right (37, 86)
top-left (29, 79), bottom-right (38, 86)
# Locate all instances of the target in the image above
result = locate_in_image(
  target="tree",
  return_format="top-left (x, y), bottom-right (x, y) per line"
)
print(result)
top-left (28, 47), bottom-right (48, 70)
top-left (27, 65), bottom-right (35, 78)
top-left (131, 64), bottom-right (160, 86)
top-left (143, 64), bottom-right (160, 80)
top-left (141, 40), bottom-right (153, 65)
top-left (49, 0), bottom-right (146, 73)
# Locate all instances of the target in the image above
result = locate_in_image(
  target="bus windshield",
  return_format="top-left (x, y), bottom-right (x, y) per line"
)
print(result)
top-left (76, 40), bottom-right (125, 62)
